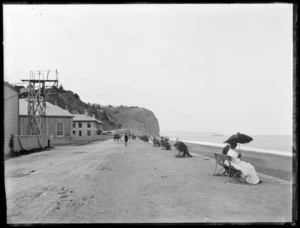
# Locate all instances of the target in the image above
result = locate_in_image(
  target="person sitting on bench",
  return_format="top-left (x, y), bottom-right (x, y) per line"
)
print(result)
top-left (225, 142), bottom-right (260, 185)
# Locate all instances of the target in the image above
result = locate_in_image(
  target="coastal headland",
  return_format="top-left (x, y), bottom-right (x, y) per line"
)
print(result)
top-left (5, 138), bottom-right (293, 223)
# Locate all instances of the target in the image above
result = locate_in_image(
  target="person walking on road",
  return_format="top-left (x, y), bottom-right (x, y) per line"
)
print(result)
top-left (124, 133), bottom-right (128, 146)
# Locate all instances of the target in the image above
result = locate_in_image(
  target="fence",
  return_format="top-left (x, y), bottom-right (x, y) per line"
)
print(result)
top-left (3, 134), bottom-right (53, 155)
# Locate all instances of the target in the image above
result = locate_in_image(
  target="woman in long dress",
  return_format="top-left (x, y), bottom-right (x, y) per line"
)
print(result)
top-left (226, 142), bottom-right (260, 185)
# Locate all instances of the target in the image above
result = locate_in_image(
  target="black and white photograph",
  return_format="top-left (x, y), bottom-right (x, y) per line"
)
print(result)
top-left (2, 3), bottom-right (296, 224)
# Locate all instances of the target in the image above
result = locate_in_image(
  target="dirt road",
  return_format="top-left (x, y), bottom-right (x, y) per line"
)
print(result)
top-left (5, 139), bottom-right (293, 223)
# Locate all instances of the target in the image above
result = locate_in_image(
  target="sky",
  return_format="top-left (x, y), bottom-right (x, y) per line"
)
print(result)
top-left (3, 4), bottom-right (293, 135)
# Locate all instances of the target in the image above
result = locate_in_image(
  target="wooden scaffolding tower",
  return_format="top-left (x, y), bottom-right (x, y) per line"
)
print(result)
top-left (21, 70), bottom-right (59, 135)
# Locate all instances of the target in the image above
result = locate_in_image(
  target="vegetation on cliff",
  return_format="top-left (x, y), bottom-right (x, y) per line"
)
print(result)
top-left (11, 82), bottom-right (160, 135)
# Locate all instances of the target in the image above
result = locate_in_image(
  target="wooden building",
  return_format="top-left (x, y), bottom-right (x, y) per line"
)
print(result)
top-left (4, 82), bottom-right (19, 136)
top-left (19, 99), bottom-right (74, 144)
top-left (4, 83), bottom-right (19, 154)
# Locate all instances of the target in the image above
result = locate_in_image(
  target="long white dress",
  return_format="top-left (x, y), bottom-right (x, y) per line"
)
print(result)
top-left (227, 149), bottom-right (260, 185)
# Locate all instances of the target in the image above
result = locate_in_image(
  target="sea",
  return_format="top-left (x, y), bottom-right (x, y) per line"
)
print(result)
top-left (160, 131), bottom-right (293, 157)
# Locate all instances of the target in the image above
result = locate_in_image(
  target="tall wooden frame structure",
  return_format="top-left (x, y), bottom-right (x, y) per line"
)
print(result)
top-left (21, 70), bottom-right (59, 135)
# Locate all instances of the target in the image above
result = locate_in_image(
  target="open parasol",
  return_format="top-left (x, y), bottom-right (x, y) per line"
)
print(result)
top-left (224, 132), bottom-right (253, 144)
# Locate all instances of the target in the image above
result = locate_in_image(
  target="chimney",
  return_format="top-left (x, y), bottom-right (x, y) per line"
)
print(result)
top-left (93, 114), bottom-right (95, 119)
top-left (65, 105), bottom-right (68, 111)
top-left (55, 101), bottom-right (57, 106)
top-left (84, 110), bottom-right (88, 116)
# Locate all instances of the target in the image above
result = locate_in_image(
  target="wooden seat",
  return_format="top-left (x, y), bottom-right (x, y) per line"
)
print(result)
top-left (213, 153), bottom-right (245, 184)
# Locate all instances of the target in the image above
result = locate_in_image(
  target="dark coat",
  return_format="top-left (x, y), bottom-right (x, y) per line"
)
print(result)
top-left (222, 145), bottom-right (230, 155)
top-left (9, 137), bottom-right (14, 148)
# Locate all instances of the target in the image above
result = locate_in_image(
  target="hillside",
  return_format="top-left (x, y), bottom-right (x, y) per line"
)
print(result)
top-left (45, 88), bottom-right (121, 130)
top-left (12, 83), bottom-right (160, 135)
top-left (16, 86), bottom-right (121, 131)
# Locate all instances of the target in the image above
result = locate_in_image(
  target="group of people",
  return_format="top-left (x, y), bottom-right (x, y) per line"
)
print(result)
top-left (151, 136), bottom-right (260, 185)
top-left (151, 137), bottom-right (170, 149)
top-left (114, 131), bottom-right (135, 146)
top-left (9, 130), bottom-right (260, 185)
top-left (172, 136), bottom-right (260, 184)
top-left (174, 139), bottom-right (192, 157)
top-left (119, 131), bottom-right (261, 185)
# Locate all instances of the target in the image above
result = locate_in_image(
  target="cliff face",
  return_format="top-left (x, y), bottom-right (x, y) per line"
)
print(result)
top-left (113, 108), bottom-right (160, 137)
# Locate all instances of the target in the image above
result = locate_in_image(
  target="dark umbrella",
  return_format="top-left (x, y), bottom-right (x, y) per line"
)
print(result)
top-left (224, 132), bottom-right (253, 144)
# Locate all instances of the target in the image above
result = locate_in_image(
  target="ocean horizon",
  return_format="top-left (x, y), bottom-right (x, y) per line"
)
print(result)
top-left (160, 131), bottom-right (293, 157)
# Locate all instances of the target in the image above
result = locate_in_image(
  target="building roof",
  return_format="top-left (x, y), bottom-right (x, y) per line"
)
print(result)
top-left (73, 114), bottom-right (103, 124)
top-left (4, 81), bottom-right (19, 92)
top-left (19, 99), bottom-right (74, 117)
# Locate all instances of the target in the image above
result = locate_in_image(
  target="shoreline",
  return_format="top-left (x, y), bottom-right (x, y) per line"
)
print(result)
top-left (169, 140), bottom-right (293, 182)
top-left (169, 138), bottom-right (292, 157)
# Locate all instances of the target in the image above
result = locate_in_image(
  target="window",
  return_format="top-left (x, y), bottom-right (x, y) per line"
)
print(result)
top-left (78, 122), bottom-right (82, 128)
top-left (79, 131), bottom-right (81, 137)
top-left (87, 130), bottom-right (91, 136)
top-left (87, 123), bottom-right (91, 128)
top-left (73, 123), bottom-right (76, 128)
top-left (73, 130), bottom-right (75, 135)
top-left (56, 122), bottom-right (64, 136)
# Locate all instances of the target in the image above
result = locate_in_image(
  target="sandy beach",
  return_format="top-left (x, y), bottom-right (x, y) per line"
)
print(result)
top-left (5, 138), bottom-right (294, 224)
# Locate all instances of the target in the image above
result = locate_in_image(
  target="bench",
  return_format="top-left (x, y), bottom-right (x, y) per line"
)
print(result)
top-left (213, 153), bottom-right (245, 184)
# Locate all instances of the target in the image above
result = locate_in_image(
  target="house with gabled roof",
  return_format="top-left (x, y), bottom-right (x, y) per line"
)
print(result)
top-left (19, 99), bottom-right (74, 144)
top-left (72, 110), bottom-right (103, 141)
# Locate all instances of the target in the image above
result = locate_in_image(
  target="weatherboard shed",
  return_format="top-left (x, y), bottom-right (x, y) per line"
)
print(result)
top-left (19, 99), bottom-right (74, 144)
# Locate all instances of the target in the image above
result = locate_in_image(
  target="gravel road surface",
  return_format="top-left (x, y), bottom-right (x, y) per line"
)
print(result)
top-left (5, 139), bottom-right (293, 224)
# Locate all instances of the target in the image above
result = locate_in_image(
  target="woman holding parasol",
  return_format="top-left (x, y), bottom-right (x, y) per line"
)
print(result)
top-left (224, 133), bottom-right (260, 185)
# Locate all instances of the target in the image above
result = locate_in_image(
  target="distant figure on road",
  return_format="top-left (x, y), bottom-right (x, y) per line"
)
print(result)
top-left (9, 134), bottom-right (14, 156)
top-left (124, 133), bottom-right (128, 146)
